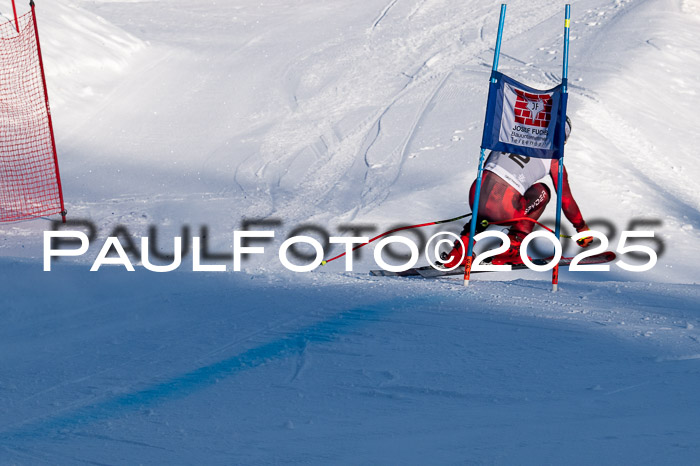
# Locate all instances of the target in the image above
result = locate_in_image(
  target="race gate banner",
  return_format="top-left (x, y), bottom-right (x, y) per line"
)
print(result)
top-left (480, 71), bottom-right (568, 159)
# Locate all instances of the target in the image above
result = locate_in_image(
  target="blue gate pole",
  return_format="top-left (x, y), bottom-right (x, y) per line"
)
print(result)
top-left (463, 3), bottom-right (506, 287)
top-left (552, 4), bottom-right (571, 292)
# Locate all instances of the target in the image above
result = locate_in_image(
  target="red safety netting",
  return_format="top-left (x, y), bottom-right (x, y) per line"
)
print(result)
top-left (0, 9), bottom-right (65, 222)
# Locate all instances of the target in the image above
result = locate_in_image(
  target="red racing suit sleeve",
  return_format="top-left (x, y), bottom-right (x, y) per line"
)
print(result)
top-left (550, 158), bottom-right (587, 231)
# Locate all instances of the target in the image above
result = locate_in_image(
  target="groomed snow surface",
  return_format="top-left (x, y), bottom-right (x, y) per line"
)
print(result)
top-left (1, 0), bottom-right (699, 463)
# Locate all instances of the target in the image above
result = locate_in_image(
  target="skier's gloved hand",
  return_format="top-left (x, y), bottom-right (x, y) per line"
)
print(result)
top-left (575, 224), bottom-right (593, 248)
top-left (577, 235), bottom-right (594, 247)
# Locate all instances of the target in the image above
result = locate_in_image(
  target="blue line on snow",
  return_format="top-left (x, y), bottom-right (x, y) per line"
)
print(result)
top-left (0, 305), bottom-right (384, 441)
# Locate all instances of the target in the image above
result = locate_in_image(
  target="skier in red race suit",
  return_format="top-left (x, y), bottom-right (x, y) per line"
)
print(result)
top-left (441, 117), bottom-right (593, 267)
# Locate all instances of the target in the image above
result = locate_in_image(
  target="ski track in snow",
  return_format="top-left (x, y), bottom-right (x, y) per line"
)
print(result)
top-left (228, 0), bottom-right (574, 225)
top-left (372, 0), bottom-right (401, 29)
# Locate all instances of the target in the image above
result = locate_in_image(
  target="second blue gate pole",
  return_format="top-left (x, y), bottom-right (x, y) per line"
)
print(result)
top-left (463, 3), bottom-right (506, 287)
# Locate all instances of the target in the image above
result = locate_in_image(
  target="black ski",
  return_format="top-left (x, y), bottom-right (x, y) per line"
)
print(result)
top-left (369, 251), bottom-right (616, 278)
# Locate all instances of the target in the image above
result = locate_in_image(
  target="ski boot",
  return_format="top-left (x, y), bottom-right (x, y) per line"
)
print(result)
top-left (490, 230), bottom-right (527, 266)
top-left (438, 234), bottom-right (475, 269)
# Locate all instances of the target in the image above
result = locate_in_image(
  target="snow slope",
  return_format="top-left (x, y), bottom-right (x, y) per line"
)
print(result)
top-left (1, 0), bottom-right (699, 463)
top-left (2, 259), bottom-right (700, 464)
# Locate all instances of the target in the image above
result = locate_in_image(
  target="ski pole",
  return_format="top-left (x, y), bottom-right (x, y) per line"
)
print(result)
top-left (478, 218), bottom-right (573, 238)
top-left (321, 213), bottom-right (472, 265)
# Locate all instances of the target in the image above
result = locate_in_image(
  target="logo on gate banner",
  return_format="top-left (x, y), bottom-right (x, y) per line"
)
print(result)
top-left (480, 71), bottom-right (566, 159)
top-left (498, 81), bottom-right (560, 151)
top-left (514, 89), bottom-right (553, 128)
